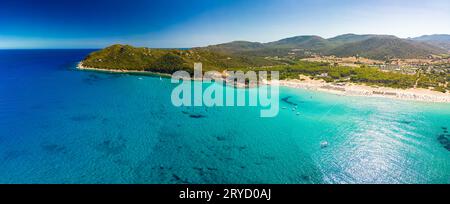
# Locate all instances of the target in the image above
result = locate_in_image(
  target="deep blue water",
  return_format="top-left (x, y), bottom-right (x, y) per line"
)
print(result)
top-left (0, 50), bottom-right (449, 184)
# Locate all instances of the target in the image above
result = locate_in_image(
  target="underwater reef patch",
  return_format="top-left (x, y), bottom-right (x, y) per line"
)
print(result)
top-left (215, 136), bottom-right (227, 141)
top-left (133, 160), bottom-right (193, 184)
top-left (95, 136), bottom-right (127, 156)
top-left (2, 150), bottom-right (28, 161)
top-left (437, 128), bottom-right (450, 151)
top-left (83, 74), bottom-right (101, 85)
top-left (189, 114), bottom-right (206, 119)
top-left (171, 174), bottom-right (190, 183)
top-left (181, 110), bottom-right (207, 119)
top-left (281, 96), bottom-right (298, 106)
top-left (83, 73), bottom-right (122, 85)
top-left (300, 175), bottom-right (312, 183)
top-left (41, 144), bottom-right (68, 154)
top-left (397, 120), bottom-right (413, 125)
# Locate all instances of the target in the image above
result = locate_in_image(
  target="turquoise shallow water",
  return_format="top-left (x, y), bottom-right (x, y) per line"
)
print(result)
top-left (0, 50), bottom-right (449, 184)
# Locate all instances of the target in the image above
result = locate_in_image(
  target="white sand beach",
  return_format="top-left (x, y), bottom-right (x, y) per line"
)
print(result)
top-left (268, 76), bottom-right (450, 103)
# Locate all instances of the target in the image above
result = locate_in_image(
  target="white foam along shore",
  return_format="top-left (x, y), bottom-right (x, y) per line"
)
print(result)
top-left (76, 62), bottom-right (172, 77)
top-left (77, 62), bottom-right (450, 103)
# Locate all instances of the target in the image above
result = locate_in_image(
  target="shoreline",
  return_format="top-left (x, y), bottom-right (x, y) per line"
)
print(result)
top-left (76, 62), bottom-right (172, 77)
top-left (76, 62), bottom-right (450, 103)
top-left (270, 77), bottom-right (450, 103)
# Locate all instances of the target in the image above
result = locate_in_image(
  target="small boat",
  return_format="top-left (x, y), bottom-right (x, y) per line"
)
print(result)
top-left (160, 76), bottom-right (163, 81)
top-left (138, 77), bottom-right (143, 80)
top-left (320, 141), bottom-right (329, 149)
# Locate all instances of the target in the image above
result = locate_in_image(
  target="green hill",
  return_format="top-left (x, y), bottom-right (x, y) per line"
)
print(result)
top-left (82, 44), bottom-right (281, 73)
top-left (328, 34), bottom-right (393, 45)
top-left (201, 41), bottom-right (266, 54)
top-left (265, 35), bottom-right (329, 50)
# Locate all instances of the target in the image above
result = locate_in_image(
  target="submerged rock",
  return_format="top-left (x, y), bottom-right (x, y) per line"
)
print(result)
top-left (281, 96), bottom-right (298, 106)
top-left (320, 141), bottom-right (329, 149)
top-left (437, 134), bottom-right (450, 151)
top-left (95, 137), bottom-right (127, 156)
top-left (189, 114), bottom-right (206, 119)
top-left (445, 144), bottom-right (450, 151)
top-left (398, 120), bottom-right (412, 124)
top-left (438, 136), bottom-right (450, 145)
top-left (182, 110), bottom-right (206, 119)
top-left (215, 136), bottom-right (226, 141)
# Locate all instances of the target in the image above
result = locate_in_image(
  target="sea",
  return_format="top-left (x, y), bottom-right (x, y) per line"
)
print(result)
top-left (0, 50), bottom-right (449, 184)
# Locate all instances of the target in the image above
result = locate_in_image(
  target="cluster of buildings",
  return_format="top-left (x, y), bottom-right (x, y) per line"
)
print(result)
top-left (302, 54), bottom-right (450, 75)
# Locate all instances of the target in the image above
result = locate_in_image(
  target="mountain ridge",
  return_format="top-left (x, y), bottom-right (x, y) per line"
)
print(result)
top-left (411, 34), bottom-right (450, 51)
top-left (205, 34), bottom-right (448, 60)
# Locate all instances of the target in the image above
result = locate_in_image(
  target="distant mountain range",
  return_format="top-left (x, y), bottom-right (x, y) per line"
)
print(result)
top-left (411, 34), bottom-right (450, 51)
top-left (202, 34), bottom-right (450, 60)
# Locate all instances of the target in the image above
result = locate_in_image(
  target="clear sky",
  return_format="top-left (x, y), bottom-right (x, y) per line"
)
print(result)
top-left (1, 0), bottom-right (450, 48)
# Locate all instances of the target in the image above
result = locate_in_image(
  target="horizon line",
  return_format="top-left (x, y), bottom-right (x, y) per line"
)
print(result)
top-left (1, 33), bottom-right (449, 49)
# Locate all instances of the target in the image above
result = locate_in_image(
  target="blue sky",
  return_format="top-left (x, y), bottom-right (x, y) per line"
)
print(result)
top-left (1, 0), bottom-right (450, 48)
